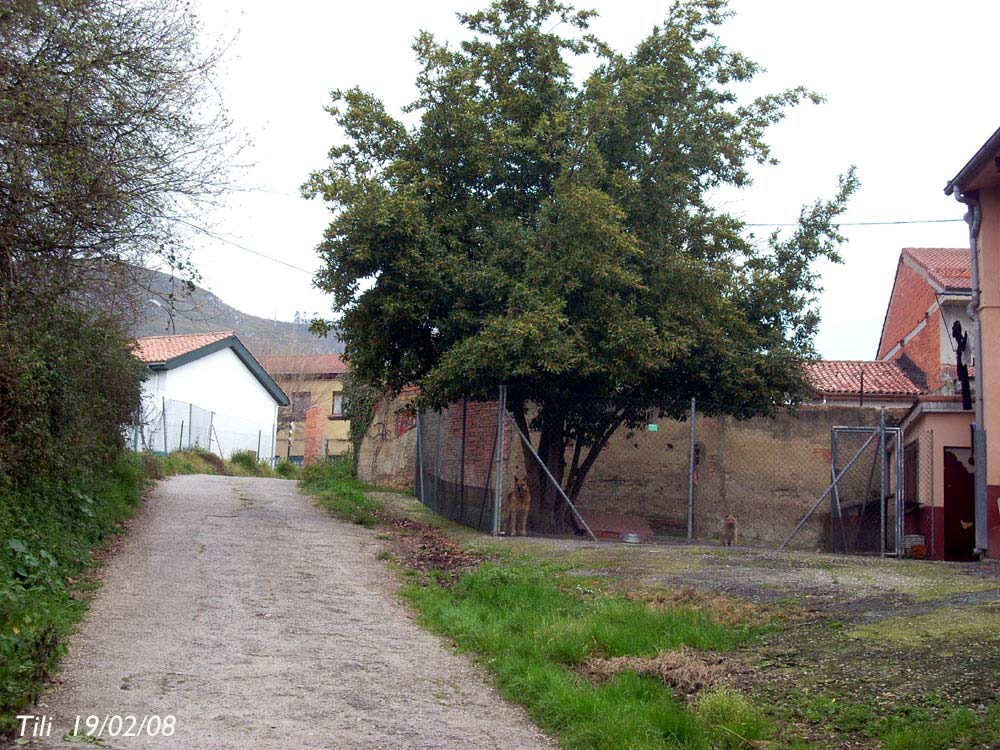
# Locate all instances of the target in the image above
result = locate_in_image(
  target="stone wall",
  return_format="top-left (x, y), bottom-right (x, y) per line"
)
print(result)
top-left (577, 406), bottom-right (900, 549)
top-left (356, 388), bottom-right (419, 490)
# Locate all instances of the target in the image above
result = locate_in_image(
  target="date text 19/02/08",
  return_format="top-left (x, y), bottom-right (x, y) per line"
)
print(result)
top-left (16, 713), bottom-right (177, 739)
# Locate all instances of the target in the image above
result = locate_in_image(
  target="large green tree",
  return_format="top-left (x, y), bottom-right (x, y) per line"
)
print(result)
top-left (305, 0), bottom-right (857, 529)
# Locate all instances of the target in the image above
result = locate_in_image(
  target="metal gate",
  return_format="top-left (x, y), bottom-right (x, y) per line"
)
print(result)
top-left (783, 408), bottom-right (904, 556)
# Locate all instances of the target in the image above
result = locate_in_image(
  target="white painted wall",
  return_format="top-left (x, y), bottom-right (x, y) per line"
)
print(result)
top-left (139, 347), bottom-right (280, 459)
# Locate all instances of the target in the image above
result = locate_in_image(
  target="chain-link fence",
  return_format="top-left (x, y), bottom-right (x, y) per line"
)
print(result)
top-left (412, 387), bottom-right (921, 553)
top-left (127, 397), bottom-right (276, 461)
top-left (902, 429), bottom-right (937, 560)
top-left (415, 400), bottom-right (503, 533)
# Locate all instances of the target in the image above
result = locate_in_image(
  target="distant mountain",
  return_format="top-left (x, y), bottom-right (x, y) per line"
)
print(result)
top-left (133, 268), bottom-right (343, 357)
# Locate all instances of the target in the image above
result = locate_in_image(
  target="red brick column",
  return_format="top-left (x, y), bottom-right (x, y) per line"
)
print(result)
top-left (304, 405), bottom-right (325, 466)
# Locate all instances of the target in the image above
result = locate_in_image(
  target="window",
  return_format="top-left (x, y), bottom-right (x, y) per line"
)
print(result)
top-left (332, 393), bottom-right (344, 418)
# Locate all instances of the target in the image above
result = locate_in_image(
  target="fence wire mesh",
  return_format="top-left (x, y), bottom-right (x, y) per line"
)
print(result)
top-left (127, 398), bottom-right (275, 461)
top-left (409, 388), bottom-right (924, 554)
top-left (902, 429), bottom-right (936, 560)
top-left (415, 401), bottom-right (501, 534)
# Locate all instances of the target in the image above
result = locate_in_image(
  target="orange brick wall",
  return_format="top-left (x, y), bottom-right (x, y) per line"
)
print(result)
top-left (303, 405), bottom-right (325, 466)
top-left (879, 260), bottom-right (944, 391)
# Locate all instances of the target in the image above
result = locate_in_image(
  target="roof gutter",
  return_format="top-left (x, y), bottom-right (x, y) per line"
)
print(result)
top-left (952, 189), bottom-right (988, 555)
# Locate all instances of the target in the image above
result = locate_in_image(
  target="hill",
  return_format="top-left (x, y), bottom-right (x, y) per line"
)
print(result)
top-left (133, 268), bottom-right (342, 356)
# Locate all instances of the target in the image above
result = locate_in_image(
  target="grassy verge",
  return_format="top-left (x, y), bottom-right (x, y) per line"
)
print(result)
top-left (302, 468), bottom-right (775, 749)
top-left (300, 460), bottom-right (380, 527)
top-left (0, 454), bottom-right (148, 731)
top-left (402, 564), bottom-right (771, 750)
top-left (142, 448), bottom-right (300, 480)
top-left (306, 483), bottom-right (1000, 749)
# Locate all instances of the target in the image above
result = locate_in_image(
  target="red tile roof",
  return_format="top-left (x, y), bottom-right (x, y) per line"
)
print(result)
top-left (805, 360), bottom-right (922, 397)
top-left (134, 331), bottom-right (234, 364)
top-left (263, 354), bottom-right (348, 376)
top-left (903, 248), bottom-right (971, 291)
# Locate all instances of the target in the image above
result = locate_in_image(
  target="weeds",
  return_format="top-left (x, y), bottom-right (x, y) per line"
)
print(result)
top-left (301, 460), bottom-right (381, 527)
top-left (401, 564), bottom-right (768, 750)
top-left (0, 454), bottom-right (147, 730)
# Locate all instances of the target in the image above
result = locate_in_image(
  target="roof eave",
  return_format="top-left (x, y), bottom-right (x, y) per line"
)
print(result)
top-left (946, 124), bottom-right (1000, 195)
top-left (153, 335), bottom-right (290, 406)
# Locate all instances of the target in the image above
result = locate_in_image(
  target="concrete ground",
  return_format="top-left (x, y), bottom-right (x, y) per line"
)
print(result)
top-left (17, 476), bottom-right (553, 749)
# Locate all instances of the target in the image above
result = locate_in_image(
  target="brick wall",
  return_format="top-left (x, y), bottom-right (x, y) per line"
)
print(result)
top-left (303, 405), bottom-right (325, 466)
top-left (878, 259), bottom-right (948, 391)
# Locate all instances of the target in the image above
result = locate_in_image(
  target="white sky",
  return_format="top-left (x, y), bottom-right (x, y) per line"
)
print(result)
top-left (183, 0), bottom-right (1000, 360)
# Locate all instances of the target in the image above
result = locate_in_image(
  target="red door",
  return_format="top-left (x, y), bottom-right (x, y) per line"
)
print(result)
top-left (943, 447), bottom-right (976, 561)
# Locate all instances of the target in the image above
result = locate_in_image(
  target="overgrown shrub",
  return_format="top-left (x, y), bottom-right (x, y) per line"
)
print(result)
top-left (0, 455), bottom-right (147, 729)
top-left (228, 449), bottom-right (260, 474)
top-left (276, 460), bottom-right (300, 479)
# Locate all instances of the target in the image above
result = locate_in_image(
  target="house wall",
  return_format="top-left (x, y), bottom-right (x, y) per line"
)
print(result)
top-left (273, 374), bottom-right (349, 459)
top-left (977, 186), bottom-right (1000, 553)
top-left (141, 347), bottom-right (280, 458)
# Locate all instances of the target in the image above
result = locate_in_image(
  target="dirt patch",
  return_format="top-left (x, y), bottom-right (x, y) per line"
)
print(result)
top-left (389, 518), bottom-right (483, 582)
top-left (624, 586), bottom-right (778, 627)
top-left (581, 647), bottom-right (752, 699)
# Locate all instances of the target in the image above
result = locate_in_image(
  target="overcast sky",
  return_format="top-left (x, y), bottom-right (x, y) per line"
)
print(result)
top-left (181, 0), bottom-right (1000, 360)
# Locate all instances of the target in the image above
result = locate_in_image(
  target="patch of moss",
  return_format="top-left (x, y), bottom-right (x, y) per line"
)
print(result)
top-left (849, 604), bottom-right (1000, 646)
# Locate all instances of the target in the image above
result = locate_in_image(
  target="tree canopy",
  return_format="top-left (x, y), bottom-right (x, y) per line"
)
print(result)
top-left (305, 0), bottom-right (857, 524)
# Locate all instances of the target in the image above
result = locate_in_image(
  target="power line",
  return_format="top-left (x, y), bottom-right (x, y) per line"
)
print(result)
top-left (175, 219), bottom-right (316, 275)
top-left (746, 218), bottom-right (964, 228)
top-left (175, 215), bottom-right (967, 275)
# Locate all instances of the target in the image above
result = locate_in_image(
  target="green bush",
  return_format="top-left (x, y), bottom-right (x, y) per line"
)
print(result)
top-left (229, 449), bottom-right (260, 474)
top-left (275, 460), bottom-right (300, 479)
top-left (695, 688), bottom-right (771, 749)
top-left (0, 454), bottom-right (147, 729)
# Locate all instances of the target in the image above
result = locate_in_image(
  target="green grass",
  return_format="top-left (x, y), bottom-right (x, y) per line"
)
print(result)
top-left (144, 449), bottom-right (299, 480)
top-left (0, 454), bottom-right (148, 730)
top-left (152, 449), bottom-right (221, 476)
top-left (301, 460), bottom-right (381, 527)
top-left (401, 563), bottom-right (769, 750)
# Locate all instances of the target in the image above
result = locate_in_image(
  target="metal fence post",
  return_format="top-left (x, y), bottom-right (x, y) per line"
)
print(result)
top-left (162, 398), bottom-right (168, 454)
top-left (895, 426), bottom-right (904, 556)
top-left (414, 409), bottom-right (423, 502)
top-left (207, 411), bottom-right (214, 454)
top-left (929, 430), bottom-right (935, 560)
top-left (879, 407), bottom-right (888, 557)
top-left (459, 399), bottom-right (468, 523)
top-left (492, 386), bottom-right (507, 536)
top-left (433, 409), bottom-right (443, 512)
top-left (188, 402), bottom-right (193, 449)
top-left (687, 397), bottom-right (696, 541)
top-left (179, 421), bottom-right (184, 451)
top-left (257, 430), bottom-right (262, 460)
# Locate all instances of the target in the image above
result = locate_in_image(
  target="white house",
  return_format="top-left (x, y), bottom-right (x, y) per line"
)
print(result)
top-left (133, 331), bottom-right (289, 459)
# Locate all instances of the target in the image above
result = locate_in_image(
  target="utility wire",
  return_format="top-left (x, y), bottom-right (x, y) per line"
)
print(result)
top-left (175, 215), bottom-right (966, 275)
top-left (174, 218), bottom-right (316, 275)
top-left (746, 218), bottom-right (964, 228)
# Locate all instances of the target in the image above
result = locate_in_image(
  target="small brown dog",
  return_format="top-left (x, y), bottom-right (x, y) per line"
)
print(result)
top-left (503, 476), bottom-right (531, 536)
top-left (721, 514), bottom-right (738, 547)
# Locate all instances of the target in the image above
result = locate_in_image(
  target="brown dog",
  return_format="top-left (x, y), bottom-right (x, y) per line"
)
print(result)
top-left (503, 476), bottom-right (531, 536)
top-left (721, 514), bottom-right (738, 547)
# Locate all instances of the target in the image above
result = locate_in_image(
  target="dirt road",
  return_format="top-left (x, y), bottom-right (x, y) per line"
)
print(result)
top-left (20, 476), bottom-right (552, 749)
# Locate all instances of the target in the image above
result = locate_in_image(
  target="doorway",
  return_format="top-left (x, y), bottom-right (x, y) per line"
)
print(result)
top-left (943, 447), bottom-right (976, 561)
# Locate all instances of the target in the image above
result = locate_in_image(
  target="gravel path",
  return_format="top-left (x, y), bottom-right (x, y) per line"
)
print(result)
top-left (19, 475), bottom-right (553, 749)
